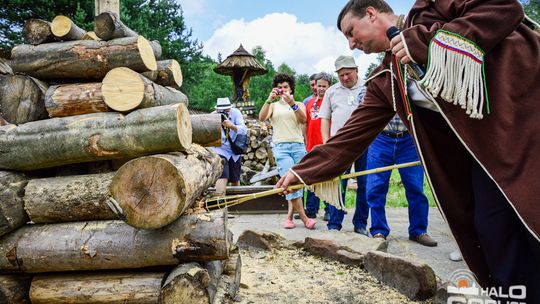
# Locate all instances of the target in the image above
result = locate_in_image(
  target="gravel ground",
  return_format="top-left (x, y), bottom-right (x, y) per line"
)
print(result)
top-left (235, 247), bottom-right (434, 304)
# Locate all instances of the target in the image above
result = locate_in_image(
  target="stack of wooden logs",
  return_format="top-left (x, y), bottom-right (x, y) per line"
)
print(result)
top-left (0, 13), bottom-right (241, 304)
top-left (240, 119), bottom-right (275, 185)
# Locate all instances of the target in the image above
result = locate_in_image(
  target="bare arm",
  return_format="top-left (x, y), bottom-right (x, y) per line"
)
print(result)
top-left (321, 118), bottom-right (331, 144)
top-left (258, 90), bottom-right (278, 121)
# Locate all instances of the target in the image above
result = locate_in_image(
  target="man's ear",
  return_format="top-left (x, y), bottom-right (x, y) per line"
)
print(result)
top-left (365, 6), bottom-right (378, 22)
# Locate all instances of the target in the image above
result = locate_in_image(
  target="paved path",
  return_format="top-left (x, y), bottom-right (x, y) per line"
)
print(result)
top-left (227, 206), bottom-right (467, 282)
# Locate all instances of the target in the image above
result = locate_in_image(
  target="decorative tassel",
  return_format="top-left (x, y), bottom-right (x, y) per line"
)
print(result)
top-left (420, 30), bottom-right (488, 119)
top-left (312, 178), bottom-right (344, 210)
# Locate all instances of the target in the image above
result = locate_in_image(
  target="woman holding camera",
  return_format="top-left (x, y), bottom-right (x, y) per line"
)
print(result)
top-left (259, 73), bottom-right (315, 230)
top-left (211, 97), bottom-right (247, 197)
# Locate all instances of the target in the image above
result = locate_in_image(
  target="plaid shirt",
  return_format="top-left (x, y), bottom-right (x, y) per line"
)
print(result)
top-left (384, 115), bottom-right (408, 132)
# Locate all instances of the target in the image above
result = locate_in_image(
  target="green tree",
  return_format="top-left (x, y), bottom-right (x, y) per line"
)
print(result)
top-left (294, 73), bottom-right (311, 102)
top-left (0, 0), bottom-right (94, 57)
top-left (0, 0), bottom-right (206, 103)
top-left (248, 46), bottom-right (276, 110)
top-left (186, 61), bottom-right (231, 111)
top-left (522, 0), bottom-right (540, 22)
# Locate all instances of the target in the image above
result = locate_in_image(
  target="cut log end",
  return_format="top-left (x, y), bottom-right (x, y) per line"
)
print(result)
top-left (137, 36), bottom-right (157, 71)
top-left (82, 31), bottom-right (101, 41)
top-left (170, 59), bottom-right (183, 88)
top-left (110, 157), bottom-right (187, 229)
top-left (102, 67), bottom-right (146, 112)
top-left (176, 103), bottom-right (192, 150)
top-left (50, 15), bottom-right (72, 37)
top-left (23, 19), bottom-right (54, 45)
top-left (94, 12), bottom-right (116, 40)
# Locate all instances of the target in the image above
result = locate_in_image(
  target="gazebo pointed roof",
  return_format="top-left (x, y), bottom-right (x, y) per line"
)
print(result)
top-left (213, 44), bottom-right (267, 76)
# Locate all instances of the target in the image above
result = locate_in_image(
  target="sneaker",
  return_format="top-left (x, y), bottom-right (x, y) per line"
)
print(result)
top-left (283, 219), bottom-right (295, 229)
top-left (372, 233), bottom-right (386, 240)
top-left (304, 218), bottom-right (317, 230)
top-left (449, 250), bottom-right (463, 261)
top-left (409, 233), bottom-right (438, 247)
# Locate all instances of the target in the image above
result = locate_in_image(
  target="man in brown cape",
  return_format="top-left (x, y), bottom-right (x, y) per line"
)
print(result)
top-left (277, 0), bottom-right (540, 301)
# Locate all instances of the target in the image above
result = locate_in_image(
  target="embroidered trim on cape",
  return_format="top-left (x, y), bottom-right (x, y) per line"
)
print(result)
top-left (420, 30), bottom-right (489, 119)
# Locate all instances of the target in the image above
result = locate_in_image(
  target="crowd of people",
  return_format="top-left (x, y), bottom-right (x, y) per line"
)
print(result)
top-left (212, 55), bottom-right (436, 246)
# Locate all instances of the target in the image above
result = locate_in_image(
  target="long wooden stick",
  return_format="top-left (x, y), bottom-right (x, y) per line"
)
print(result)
top-left (206, 161), bottom-right (421, 210)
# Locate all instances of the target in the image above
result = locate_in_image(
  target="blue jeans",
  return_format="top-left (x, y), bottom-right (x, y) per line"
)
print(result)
top-left (272, 142), bottom-right (306, 200)
top-left (305, 190), bottom-right (328, 215)
top-left (367, 133), bottom-right (429, 238)
top-left (327, 152), bottom-right (368, 230)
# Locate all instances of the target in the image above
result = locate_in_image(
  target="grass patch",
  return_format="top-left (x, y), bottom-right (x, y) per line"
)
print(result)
top-left (322, 170), bottom-right (436, 209)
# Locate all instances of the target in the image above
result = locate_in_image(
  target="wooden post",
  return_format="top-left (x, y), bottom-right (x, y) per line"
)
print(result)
top-left (95, 0), bottom-right (120, 16)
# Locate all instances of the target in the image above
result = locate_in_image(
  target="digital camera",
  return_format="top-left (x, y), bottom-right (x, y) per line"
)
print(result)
top-left (275, 88), bottom-right (284, 95)
top-left (218, 111), bottom-right (228, 122)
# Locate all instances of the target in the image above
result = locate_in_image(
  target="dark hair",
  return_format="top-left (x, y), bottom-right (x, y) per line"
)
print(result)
top-left (272, 73), bottom-right (295, 94)
top-left (309, 73), bottom-right (318, 81)
top-left (315, 72), bottom-right (333, 85)
top-left (337, 0), bottom-right (394, 31)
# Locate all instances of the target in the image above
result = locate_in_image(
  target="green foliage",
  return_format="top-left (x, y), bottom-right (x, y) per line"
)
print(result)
top-left (0, 0), bottom-right (94, 57)
top-left (364, 53), bottom-right (385, 79)
top-left (0, 2), bottom-right (314, 111)
top-left (186, 61), bottom-right (231, 110)
top-left (0, 0), bottom-right (207, 105)
top-left (248, 46), bottom-right (276, 110)
top-left (522, 0), bottom-right (540, 22)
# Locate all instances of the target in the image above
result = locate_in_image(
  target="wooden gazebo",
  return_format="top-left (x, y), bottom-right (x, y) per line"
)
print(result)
top-left (214, 44), bottom-right (267, 116)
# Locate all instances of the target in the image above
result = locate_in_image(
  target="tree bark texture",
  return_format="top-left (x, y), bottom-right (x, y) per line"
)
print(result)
top-left (10, 36), bottom-right (157, 80)
top-left (0, 74), bottom-right (48, 124)
top-left (204, 260), bottom-right (225, 303)
top-left (51, 15), bottom-right (86, 41)
top-left (95, 0), bottom-right (120, 17)
top-left (212, 253), bottom-right (241, 304)
top-left (24, 172), bottom-right (117, 223)
top-left (109, 145), bottom-right (222, 229)
top-left (23, 19), bottom-right (57, 45)
top-left (45, 82), bottom-right (108, 117)
top-left (29, 272), bottom-right (163, 304)
top-left (190, 114), bottom-right (222, 147)
top-left (102, 67), bottom-right (188, 112)
top-left (160, 263), bottom-right (211, 304)
top-left (0, 274), bottom-right (32, 304)
top-left (0, 103), bottom-right (192, 170)
top-left (0, 58), bottom-right (12, 75)
top-left (142, 59), bottom-right (183, 88)
top-left (94, 12), bottom-right (138, 41)
top-left (0, 171), bottom-right (29, 238)
top-left (0, 212), bottom-right (229, 273)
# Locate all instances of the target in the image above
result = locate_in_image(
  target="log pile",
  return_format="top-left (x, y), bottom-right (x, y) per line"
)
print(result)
top-left (240, 119), bottom-right (277, 185)
top-left (0, 14), bottom-right (240, 304)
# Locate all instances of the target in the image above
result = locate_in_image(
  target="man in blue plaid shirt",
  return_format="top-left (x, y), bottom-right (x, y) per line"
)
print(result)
top-left (366, 115), bottom-right (437, 247)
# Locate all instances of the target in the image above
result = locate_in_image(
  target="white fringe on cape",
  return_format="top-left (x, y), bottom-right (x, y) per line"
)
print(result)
top-left (419, 30), bottom-right (487, 119)
top-left (312, 178), bottom-right (344, 210)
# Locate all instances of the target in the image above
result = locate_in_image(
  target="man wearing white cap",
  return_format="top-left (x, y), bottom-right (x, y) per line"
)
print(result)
top-left (211, 97), bottom-right (247, 196)
top-left (319, 55), bottom-right (369, 235)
